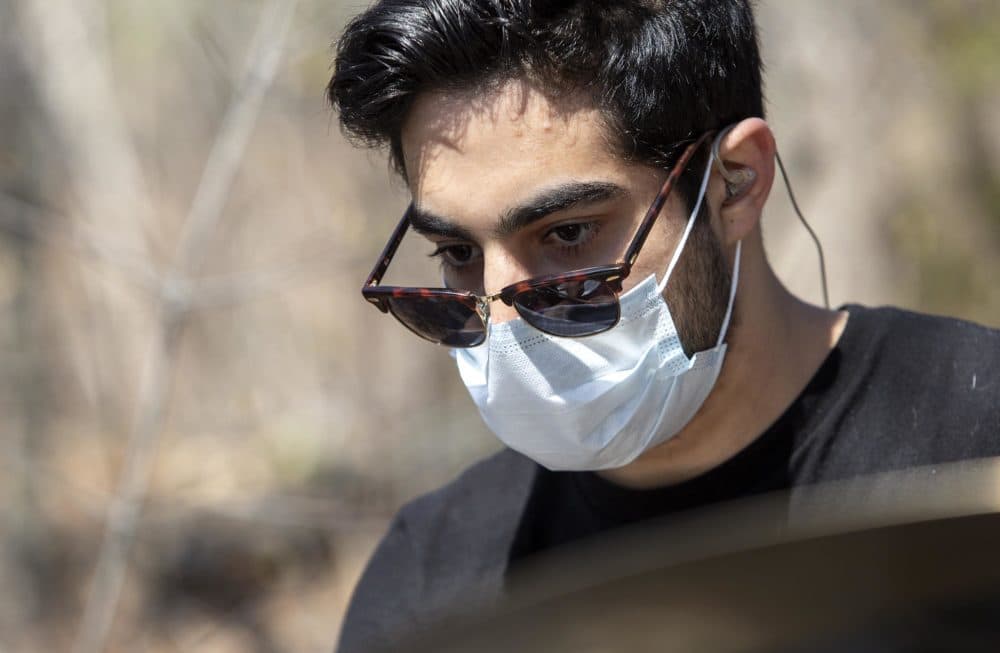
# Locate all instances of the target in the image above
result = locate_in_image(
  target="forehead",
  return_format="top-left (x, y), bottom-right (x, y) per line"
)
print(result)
top-left (400, 81), bottom-right (637, 222)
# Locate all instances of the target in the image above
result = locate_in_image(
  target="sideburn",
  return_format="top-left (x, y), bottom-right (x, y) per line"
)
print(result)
top-left (664, 208), bottom-right (733, 358)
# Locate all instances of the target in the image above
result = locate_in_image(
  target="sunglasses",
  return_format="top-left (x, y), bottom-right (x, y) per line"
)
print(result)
top-left (362, 130), bottom-right (715, 347)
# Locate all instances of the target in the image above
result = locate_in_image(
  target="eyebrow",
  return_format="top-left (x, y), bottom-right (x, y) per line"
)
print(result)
top-left (408, 208), bottom-right (476, 242)
top-left (409, 181), bottom-right (626, 241)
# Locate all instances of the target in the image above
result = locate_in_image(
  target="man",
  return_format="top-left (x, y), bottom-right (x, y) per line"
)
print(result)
top-left (327, 1), bottom-right (1000, 650)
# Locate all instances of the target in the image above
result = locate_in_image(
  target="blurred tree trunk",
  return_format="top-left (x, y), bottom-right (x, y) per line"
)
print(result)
top-left (0, 0), bottom-right (64, 643)
top-left (19, 0), bottom-right (158, 436)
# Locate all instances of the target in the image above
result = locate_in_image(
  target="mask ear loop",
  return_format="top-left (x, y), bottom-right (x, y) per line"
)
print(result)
top-left (715, 241), bottom-right (741, 349)
top-left (656, 142), bottom-right (715, 295)
top-left (655, 131), bottom-right (742, 350)
top-left (713, 126), bottom-right (831, 310)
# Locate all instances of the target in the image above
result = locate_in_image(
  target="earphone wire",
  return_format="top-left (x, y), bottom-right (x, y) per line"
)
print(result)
top-left (775, 150), bottom-right (830, 309)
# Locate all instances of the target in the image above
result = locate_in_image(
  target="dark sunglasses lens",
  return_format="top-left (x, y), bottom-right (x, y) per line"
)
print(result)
top-left (386, 295), bottom-right (486, 347)
top-left (513, 278), bottom-right (620, 337)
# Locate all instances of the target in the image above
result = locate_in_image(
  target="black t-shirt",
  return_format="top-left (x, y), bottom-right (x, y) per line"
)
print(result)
top-left (336, 306), bottom-right (1000, 653)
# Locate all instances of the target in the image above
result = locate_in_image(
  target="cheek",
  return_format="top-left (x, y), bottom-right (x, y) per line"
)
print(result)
top-left (626, 245), bottom-right (670, 289)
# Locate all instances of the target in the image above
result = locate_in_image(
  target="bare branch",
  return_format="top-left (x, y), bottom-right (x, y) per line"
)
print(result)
top-left (173, 0), bottom-right (299, 278)
top-left (71, 2), bottom-right (299, 652)
top-left (142, 494), bottom-right (392, 535)
top-left (0, 191), bottom-right (161, 290)
top-left (186, 236), bottom-right (348, 309)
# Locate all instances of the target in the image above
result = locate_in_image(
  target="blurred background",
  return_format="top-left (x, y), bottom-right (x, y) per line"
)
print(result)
top-left (0, 0), bottom-right (997, 651)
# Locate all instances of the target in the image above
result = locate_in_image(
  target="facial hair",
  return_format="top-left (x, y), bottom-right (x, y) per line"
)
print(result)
top-left (663, 208), bottom-right (733, 358)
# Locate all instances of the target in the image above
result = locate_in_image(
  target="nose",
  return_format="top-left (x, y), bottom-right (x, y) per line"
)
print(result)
top-left (482, 245), bottom-right (529, 325)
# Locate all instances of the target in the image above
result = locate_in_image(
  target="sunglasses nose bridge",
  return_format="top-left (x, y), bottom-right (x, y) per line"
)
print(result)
top-left (480, 290), bottom-right (521, 326)
top-left (475, 296), bottom-right (491, 323)
top-left (482, 290), bottom-right (511, 306)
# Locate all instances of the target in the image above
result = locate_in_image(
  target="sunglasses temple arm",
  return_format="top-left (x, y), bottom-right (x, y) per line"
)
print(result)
top-left (365, 208), bottom-right (412, 287)
top-left (623, 181), bottom-right (673, 269)
top-left (622, 132), bottom-right (714, 268)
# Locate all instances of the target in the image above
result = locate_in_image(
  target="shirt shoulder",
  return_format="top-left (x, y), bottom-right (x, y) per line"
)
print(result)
top-left (844, 304), bottom-right (1000, 384)
top-left (336, 448), bottom-right (538, 653)
top-left (795, 305), bottom-right (1000, 479)
top-left (848, 303), bottom-right (999, 343)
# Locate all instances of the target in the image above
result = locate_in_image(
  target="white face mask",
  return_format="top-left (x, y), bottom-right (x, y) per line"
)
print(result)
top-left (452, 142), bottom-right (741, 471)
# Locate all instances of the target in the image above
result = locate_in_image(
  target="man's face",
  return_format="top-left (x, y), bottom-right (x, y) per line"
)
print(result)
top-left (400, 80), bottom-right (729, 350)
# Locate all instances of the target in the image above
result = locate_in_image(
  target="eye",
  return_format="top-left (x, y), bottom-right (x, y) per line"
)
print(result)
top-left (545, 222), bottom-right (596, 246)
top-left (430, 243), bottom-right (482, 268)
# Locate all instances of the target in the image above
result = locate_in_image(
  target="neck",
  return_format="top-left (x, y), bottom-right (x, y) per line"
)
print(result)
top-left (598, 234), bottom-right (848, 489)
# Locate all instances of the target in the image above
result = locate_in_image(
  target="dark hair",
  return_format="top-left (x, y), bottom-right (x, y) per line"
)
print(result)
top-left (328, 0), bottom-right (764, 207)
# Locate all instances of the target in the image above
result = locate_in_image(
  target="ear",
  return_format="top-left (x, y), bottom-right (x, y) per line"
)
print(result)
top-left (710, 117), bottom-right (776, 245)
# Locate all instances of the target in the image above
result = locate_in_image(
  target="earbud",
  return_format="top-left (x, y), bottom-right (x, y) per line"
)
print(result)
top-left (711, 124), bottom-right (756, 202)
top-left (722, 166), bottom-right (757, 200)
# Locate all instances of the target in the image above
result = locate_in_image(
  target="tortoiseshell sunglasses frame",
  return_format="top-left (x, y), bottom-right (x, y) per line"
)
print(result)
top-left (362, 130), bottom-right (716, 344)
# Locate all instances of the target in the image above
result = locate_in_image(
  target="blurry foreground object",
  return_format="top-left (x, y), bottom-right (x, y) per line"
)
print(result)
top-left (406, 458), bottom-right (1000, 653)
